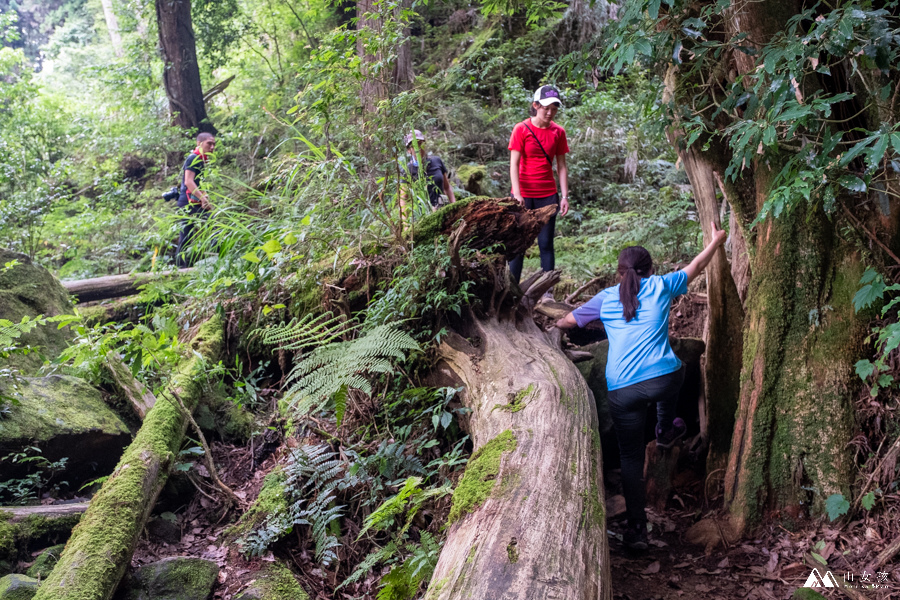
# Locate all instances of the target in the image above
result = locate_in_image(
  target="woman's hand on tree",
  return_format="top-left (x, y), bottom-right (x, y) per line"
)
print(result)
top-left (513, 194), bottom-right (525, 205)
top-left (710, 221), bottom-right (727, 247)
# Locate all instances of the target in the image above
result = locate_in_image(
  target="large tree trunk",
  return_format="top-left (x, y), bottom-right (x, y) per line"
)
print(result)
top-left (155, 0), bottom-right (214, 133)
top-left (427, 303), bottom-right (611, 600)
top-left (416, 200), bottom-right (611, 599)
top-left (724, 206), bottom-right (863, 531)
top-left (33, 317), bottom-right (223, 600)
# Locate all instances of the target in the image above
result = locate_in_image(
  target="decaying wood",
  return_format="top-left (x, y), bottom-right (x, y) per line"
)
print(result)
top-left (425, 263), bottom-right (611, 599)
top-left (34, 317), bottom-right (223, 600)
top-left (644, 442), bottom-right (679, 511)
top-left (414, 197), bottom-right (558, 258)
top-left (665, 117), bottom-right (744, 474)
top-left (1, 502), bottom-right (89, 522)
top-left (565, 275), bottom-right (605, 304)
top-left (104, 351), bottom-right (156, 420)
top-left (63, 268), bottom-right (193, 303)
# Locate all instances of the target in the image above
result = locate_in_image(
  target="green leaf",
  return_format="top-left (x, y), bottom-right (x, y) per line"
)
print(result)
top-left (838, 175), bottom-right (867, 193)
top-left (867, 133), bottom-right (890, 169)
top-left (853, 281), bottom-right (886, 312)
top-left (811, 552), bottom-right (828, 565)
top-left (262, 239), bottom-right (282, 257)
top-left (855, 359), bottom-right (875, 381)
top-left (245, 272), bottom-right (256, 281)
top-left (825, 493), bottom-right (850, 521)
top-left (861, 491), bottom-right (876, 511)
top-left (284, 232), bottom-right (298, 245)
top-left (242, 252), bottom-right (261, 263)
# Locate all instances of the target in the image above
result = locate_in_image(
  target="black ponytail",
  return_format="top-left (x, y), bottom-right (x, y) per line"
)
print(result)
top-left (617, 246), bottom-right (653, 322)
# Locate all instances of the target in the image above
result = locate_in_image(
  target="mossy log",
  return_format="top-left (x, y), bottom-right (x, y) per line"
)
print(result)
top-left (412, 197), bottom-right (558, 258)
top-left (425, 273), bottom-right (611, 599)
top-left (63, 269), bottom-right (192, 304)
top-left (33, 316), bottom-right (224, 600)
top-left (0, 507), bottom-right (85, 563)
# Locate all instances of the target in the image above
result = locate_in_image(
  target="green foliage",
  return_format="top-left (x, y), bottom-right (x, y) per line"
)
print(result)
top-left (366, 241), bottom-right (475, 342)
top-left (825, 493), bottom-right (850, 522)
top-left (852, 268), bottom-right (900, 396)
top-left (280, 323), bottom-right (419, 422)
top-left (0, 447), bottom-right (69, 505)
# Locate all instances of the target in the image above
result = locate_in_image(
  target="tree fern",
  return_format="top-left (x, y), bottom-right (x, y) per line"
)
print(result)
top-left (283, 323), bottom-right (419, 421)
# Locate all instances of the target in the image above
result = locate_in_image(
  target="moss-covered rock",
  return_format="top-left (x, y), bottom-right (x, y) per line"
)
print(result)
top-left (225, 470), bottom-right (287, 541)
top-left (121, 557), bottom-right (218, 600)
top-left (0, 249), bottom-right (75, 375)
top-left (25, 544), bottom-right (65, 579)
top-left (455, 164), bottom-right (487, 196)
top-left (0, 574), bottom-right (39, 600)
top-left (233, 563), bottom-right (309, 600)
top-left (0, 375), bottom-right (131, 484)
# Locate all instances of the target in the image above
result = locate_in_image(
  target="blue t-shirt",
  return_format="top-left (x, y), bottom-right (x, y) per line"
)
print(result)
top-left (571, 271), bottom-right (688, 391)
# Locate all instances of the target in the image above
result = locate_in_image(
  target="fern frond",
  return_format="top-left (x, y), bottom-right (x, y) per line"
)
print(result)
top-left (283, 324), bottom-right (419, 421)
top-left (256, 312), bottom-right (352, 351)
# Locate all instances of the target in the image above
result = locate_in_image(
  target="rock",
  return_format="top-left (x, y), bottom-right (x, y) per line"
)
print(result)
top-left (233, 563), bottom-right (309, 600)
top-left (0, 249), bottom-right (75, 375)
top-left (122, 557), bottom-right (218, 600)
top-left (0, 375), bottom-right (131, 484)
top-left (26, 544), bottom-right (66, 579)
top-left (146, 516), bottom-right (181, 545)
top-left (0, 574), bottom-right (39, 600)
top-left (604, 494), bottom-right (626, 519)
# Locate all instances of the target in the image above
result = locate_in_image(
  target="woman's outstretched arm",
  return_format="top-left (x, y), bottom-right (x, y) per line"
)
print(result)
top-left (683, 222), bottom-right (727, 284)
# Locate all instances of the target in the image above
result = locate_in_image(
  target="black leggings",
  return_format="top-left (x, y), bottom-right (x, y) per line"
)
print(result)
top-left (509, 193), bottom-right (558, 284)
top-left (608, 366), bottom-right (685, 524)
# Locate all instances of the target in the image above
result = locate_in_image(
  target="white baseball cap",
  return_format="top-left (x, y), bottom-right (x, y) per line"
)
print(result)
top-left (404, 130), bottom-right (426, 146)
top-left (533, 85), bottom-right (562, 106)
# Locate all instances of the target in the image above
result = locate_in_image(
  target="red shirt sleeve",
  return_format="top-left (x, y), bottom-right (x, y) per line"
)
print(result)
top-left (555, 126), bottom-right (570, 156)
top-left (508, 122), bottom-right (526, 152)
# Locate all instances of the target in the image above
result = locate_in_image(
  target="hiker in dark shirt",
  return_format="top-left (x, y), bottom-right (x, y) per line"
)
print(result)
top-left (400, 130), bottom-right (456, 226)
top-left (175, 132), bottom-right (216, 267)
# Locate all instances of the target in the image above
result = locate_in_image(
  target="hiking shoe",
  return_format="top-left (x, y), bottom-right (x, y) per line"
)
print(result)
top-left (623, 521), bottom-right (648, 551)
top-left (656, 417), bottom-right (687, 449)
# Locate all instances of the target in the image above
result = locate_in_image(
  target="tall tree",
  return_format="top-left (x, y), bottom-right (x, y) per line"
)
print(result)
top-left (602, 0), bottom-right (900, 533)
top-left (99, 0), bottom-right (124, 57)
top-left (155, 0), bottom-right (214, 133)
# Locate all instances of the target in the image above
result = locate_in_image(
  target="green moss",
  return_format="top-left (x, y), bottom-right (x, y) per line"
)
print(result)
top-left (26, 544), bottom-right (65, 579)
top-left (547, 364), bottom-right (575, 413)
top-left (447, 430), bottom-right (517, 523)
top-left (411, 196), bottom-right (488, 246)
top-left (0, 512), bottom-right (80, 563)
top-left (0, 515), bottom-right (13, 562)
top-left (465, 545), bottom-right (477, 564)
top-left (226, 470), bottom-right (288, 540)
top-left (33, 316), bottom-right (224, 600)
top-left (506, 538), bottom-right (518, 563)
top-left (0, 574), bottom-right (40, 600)
top-left (250, 563), bottom-right (309, 600)
top-left (792, 589), bottom-right (827, 600)
top-left (492, 383), bottom-right (534, 413)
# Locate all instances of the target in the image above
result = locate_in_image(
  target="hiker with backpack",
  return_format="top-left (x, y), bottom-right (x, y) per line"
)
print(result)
top-left (554, 223), bottom-right (727, 551)
top-left (175, 132), bottom-right (216, 267)
top-left (400, 130), bottom-right (456, 225)
top-left (508, 84), bottom-right (570, 284)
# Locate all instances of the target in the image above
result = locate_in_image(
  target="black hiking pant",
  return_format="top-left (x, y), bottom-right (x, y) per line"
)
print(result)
top-left (175, 203), bottom-right (208, 268)
top-left (508, 193), bottom-right (558, 284)
top-left (608, 366), bottom-right (685, 525)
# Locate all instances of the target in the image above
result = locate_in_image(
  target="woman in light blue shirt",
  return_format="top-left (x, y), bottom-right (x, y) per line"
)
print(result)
top-left (557, 222), bottom-right (726, 550)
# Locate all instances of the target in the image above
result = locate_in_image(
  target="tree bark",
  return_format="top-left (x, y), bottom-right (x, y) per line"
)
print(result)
top-left (33, 317), bottom-right (224, 600)
top-left (426, 314), bottom-right (611, 600)
top-left (63, 268), bottom-right (192, 304)
top-left (665, 136), bottom-right (744, 473)
top-left (104, 351), bottom-right (157, 420)
top-left (100, 0), bottom-right (124, 57)
top-left (155, 0), bottom-right (214, 133)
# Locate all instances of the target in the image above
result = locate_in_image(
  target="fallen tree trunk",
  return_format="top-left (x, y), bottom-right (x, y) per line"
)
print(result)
top-left (1, 503), bottom-right (89, 521)
top-left (34, 316), bottom-right (224, 600)
top-left (414, 200), bottom-right (611, 599)
top-left (104, 351), bottom-right (156, 420)
top-left (63, 268), bottom-right (193, 304)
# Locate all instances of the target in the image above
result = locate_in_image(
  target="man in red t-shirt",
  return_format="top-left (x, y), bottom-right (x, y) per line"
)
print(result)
top-left (508, 84), bottom-right (570, 284)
